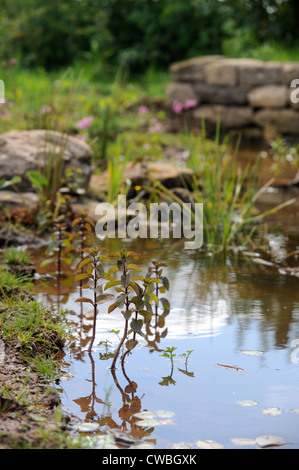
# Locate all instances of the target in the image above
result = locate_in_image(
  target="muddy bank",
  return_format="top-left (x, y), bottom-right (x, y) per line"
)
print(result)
top-left (0, 343), bottom-right (70, 449)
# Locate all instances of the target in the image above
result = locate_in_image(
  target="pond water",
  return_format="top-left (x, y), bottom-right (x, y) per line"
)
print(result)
top-left (32, 235), bottom-right (299, 449)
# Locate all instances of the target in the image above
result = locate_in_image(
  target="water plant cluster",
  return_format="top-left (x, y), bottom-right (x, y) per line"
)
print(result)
top-left (41, 210), bottom-right (171, 370)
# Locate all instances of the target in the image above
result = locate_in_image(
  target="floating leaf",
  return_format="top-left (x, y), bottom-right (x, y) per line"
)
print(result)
top-left (135, 419), bottom-right (161, 427)
top-left (76, 422), bottom-right (100, 432)
top-left (240, 350), bottom-right (264, 356)
top-left (231, 438), bottom-right (256, 447)
top-left (236, 400), bottom-right (258, 407)
top-left (168, 442), bottom-right (193, 450)
top-left (134, 411), bottom-right (156, 420)
top-left (256, 435), bottom-right (286, 448)
top-left (195, 440), bottom-right (224, 449)
top-left (261, 407), bottom-right (283, 416)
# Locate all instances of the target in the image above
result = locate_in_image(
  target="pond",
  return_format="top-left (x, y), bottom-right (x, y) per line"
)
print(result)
top-left (31, 231), bottom-right (299, 450)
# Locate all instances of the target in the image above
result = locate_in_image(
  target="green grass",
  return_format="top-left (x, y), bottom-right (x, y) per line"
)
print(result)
top-left (0, 268), bottom-right (67, 379)
top-left (1, 246), bottom-right (31, 266)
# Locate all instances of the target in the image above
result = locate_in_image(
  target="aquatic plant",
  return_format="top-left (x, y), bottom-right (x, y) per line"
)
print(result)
top-left (105, 251), bottom-right (170, 370)
top-left (42, 222), bottom-right (73, 280)
top-left (75, 247), bottom-right (114, 353)
top-left (71, 211), bottom-right (95, 295)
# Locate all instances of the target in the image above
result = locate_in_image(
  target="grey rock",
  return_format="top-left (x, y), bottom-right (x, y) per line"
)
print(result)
top-left (0, 130), bottom-right (93, 192)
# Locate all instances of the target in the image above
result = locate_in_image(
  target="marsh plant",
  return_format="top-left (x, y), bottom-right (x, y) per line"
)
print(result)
top-left (75, 247), bottom-right (114, 353)
top-left (74, 246), bottom-right (170, 368)
top-left (105, 251), bottom-right (170, 370)
top-left (42, 223), bottom-right (73, 280)
top-left (71, 211), bottom-right (95, 295)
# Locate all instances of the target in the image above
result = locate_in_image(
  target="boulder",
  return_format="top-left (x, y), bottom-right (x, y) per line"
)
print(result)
top-left (89, 161), bottom-right (194, 198)
top-left (0, 130), bottom-right (93, 192)
top-left (248, 85), bottom-right (288, 108)
top-left (0, 191), bottom-right (39, 210)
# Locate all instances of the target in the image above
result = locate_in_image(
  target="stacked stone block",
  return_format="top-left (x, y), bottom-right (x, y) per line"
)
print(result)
top-left (167, 56), bottom-right (299, 137)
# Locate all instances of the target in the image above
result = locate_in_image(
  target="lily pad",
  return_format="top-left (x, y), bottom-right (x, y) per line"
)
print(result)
top-left (256, 435), bottom-right (285, 448)
top-left (195, 440), bottom-right (224, 449)
top-left (169, 442), bottom-right (193, 449)
top-left (76, 422), bottom-right (100, 432)
top-left (240, 350), bottom-right (264, 356)
top-left (261, 407), bottom-right (283, 416)
top-left (134, 411), bottom-right (156, 420)
top-left (231, 438), bottom-right (256, 446)
top-left (236, 400), bottom-right (258, 407)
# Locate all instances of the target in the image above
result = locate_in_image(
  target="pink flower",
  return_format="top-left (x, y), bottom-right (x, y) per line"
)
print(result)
top-left (40, 105), bottom-right (52, 114)
top-left (172, 100), bottom-right (184, 114)
top-left (76, 116), bottom-right (94, 130)
top-left (183, 99), bottom-right (197, 109)
top-left (138, 105), bottom-right (149, 115)
top-left (149, 122), bottom-right (162, 133)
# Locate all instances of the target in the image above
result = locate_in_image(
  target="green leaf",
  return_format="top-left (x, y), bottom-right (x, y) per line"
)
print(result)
top-left (0, 175), bottom-right (22, 189)
top-left (127, 263), bottom-right (142, 272)
top-left (123, 310), bottom-right (133, 320)
top-left (130, 319), bottom-right (145, 338)
top-left (77, 257), bottom-right (92, 271)
top-left (105, 280), bottom-right (122, 290)
top-left (115, 293), bottom-right (126, 308)
top-left (160, 297), bottom-right (170, 313)
top-left (121, 273), bottom-right (130, 288)
top-left (129, 281), bottom-right (143, 297)
top-left (161, 276), bottom-right (170, 290)
top-left (146, 292), bottom-right (159, 306)
top-left (74, 273), bottom-right (93, 282)
top-left (40, 258), bottom-right (56, 267)
top-left (27, 170), bottom-right (48, 190)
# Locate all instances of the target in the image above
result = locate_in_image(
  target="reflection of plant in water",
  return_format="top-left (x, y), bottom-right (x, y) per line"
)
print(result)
top-left (160, 347), bottom-right (194, 386)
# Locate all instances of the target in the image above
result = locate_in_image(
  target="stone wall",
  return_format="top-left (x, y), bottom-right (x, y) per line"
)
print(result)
top-left (167, 56), bottom-right (299, 139)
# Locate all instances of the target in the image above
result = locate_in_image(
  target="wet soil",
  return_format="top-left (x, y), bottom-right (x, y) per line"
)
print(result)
top-left (0, 343), bottom-right (70, 449)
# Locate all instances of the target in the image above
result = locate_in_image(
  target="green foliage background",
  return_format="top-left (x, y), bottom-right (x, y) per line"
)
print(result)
top-left (0, 0), bottom-right (298, 72)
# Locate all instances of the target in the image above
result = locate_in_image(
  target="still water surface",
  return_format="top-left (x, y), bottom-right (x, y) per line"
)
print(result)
top-left (34, 237), bottom-right (299, 449)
